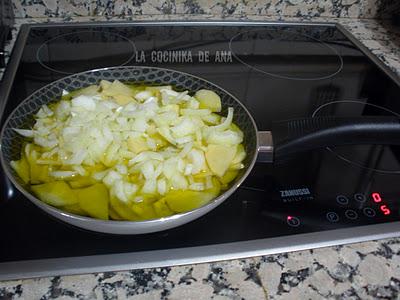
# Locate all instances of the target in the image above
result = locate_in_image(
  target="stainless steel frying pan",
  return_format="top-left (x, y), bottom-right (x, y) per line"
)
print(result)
top-left (1, 66), bottom-right (399, 234)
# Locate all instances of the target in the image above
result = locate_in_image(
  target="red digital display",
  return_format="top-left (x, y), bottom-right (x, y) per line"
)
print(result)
top-left (372, 192), bottom-right (382, 203)
top-left (380, 205), bottom-right (391, 215)
top-left (371, 192), bottom-right (391, 216)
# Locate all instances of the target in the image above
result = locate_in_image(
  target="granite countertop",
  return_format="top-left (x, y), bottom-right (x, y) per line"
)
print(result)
top-left (1, 15), bottom-right (400, 299)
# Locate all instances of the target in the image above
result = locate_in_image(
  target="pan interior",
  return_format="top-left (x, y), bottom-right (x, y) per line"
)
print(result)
top-left (1, 66), bottom-right (258, 218)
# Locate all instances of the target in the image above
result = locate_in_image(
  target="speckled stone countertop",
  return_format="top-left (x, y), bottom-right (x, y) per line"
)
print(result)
top-left (1, 16), bottom-right (400, 299)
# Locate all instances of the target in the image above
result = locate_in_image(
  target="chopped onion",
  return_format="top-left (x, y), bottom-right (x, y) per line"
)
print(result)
top-left (13, 128), bottom-right (34, 138)
top-left (142, 178), bottom-right (157, 194)
top-left (13, 82), bottom-right (246, 207)
top-left (135, 91), bottom-right (152, 102)
top-left (157, 178), bottom-right (167, 195)
top-left (207, 130), bottom-right (243, 145)
top-left (72, 95), bottom-right (96, 111)
top-left (189, 182), bottom-right (204, 191)
top-left (187, 149), bottom-right (205, 174)
top-left (50, 171), bottom-right (77, 179)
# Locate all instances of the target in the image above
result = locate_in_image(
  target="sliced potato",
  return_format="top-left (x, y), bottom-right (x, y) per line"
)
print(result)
top-left (219, 169), bottom-right (239, 185)
top-left (195, 89), bottom-right (222, 112)
top-left (192, 170), bottom-right (213, 179)
top-left (113, 94), bottom-right (135, 105)
top-left (109, 207), bottom-right (123, 220)
top-left (10, 155), bottom-right (30, 184)
top-left (110, 195), bottom-right (139, 221)
top-left (100, 80), bottom-right (112, 91)
top-left (101, 80), bottom-right (134, 99)
top-left (229, 163), bottom-right (244, 170)
top-left (145, 85), bottom-right (171, 98)
top-left (29, 163), bottom-right (51, 184)
top-left (205, 144), bottom-right (237, 177)
top-left (162, 178), bottom-right (221, 213)
top-left (163, 190), bottom-right (214, 213)
top-left (25, 145), bottom-right (51, 184)
top-left (31, 181), bottom-right (78, 207)
top-left (205, 177), bottom-right (221, 196)
top-left (69, 85), bottom-right (99, 98)
top-left (232, 144), bottom-right (246, 165)
top-left (68, 176), bottom-right (96, 189)
top-left (131, 202), bottom-right (157, 220)
top-left (76, 183), bottom-right (109, 220)
top-left (63, 203), bottom-right (87, 216)
top-left (153, 198), bottom-right (174, 218)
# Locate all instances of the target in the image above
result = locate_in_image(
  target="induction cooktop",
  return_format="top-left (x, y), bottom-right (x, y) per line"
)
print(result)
top-left (1, 21), bottom-right (400, 280)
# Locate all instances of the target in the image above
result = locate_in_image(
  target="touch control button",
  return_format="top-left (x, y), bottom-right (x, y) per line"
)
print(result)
top-left (354, 193), bottom-right (366, 203)
top-left (287, 216), bottom-right (300, 227)
top-left (345, 209), bottom-right (358, 220)
top-left (336, 195), bottom-right (349, 205)
top-left (363, 207), bottom-right (376, 218)
top-left (326, 212), bottom-right (339, 223)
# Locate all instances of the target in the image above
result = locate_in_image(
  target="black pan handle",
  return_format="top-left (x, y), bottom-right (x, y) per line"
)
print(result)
top-left (272, 116), bottom-right (400, 162)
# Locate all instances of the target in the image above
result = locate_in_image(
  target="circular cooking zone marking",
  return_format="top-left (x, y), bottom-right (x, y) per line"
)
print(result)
top-left (313, 100), bottom-right (400, 174)
top-left (36, 30), bottom-right (136, 75)
top-left (229, 28), bottom-right (343, 81)
top-left (354, 193), bottom-right (366, 203)
top-left (363, 207), bottom-right (376, 218)
top-left (286, 216), bottom-right (301, 227)
top-left (336, 195), bottom-right (349, 205)
top-left (326, 211), bottom-right (339, 222)
top-left (345, 209), bottom-right (358, 220)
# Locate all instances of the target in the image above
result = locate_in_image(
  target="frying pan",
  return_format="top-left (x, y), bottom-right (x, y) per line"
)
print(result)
top-left (1, 66), bottom-right (399, 234)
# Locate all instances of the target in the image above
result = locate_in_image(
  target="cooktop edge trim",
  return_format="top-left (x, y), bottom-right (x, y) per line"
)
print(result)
top-left (0, 24), bottom-right (29, 125)
top-left (26, 20), bottom-right (338, 29)
top-left (335, 23), bottom-right (400, 87)
top-left (0, 221), bottom-right (398, 281)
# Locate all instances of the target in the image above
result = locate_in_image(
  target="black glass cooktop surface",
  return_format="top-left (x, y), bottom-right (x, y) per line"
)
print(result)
top-left (1, 22), bottom-right (400, 277)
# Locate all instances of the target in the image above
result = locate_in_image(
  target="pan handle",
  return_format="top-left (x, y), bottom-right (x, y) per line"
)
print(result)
top-left (257, 116), bottom-right (400, 163)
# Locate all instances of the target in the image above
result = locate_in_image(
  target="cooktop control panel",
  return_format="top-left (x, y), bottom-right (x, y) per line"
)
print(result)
top-left (259, 182), bottom-right (400, 231)
top-left (275, 191), bottom-right (398, 228)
